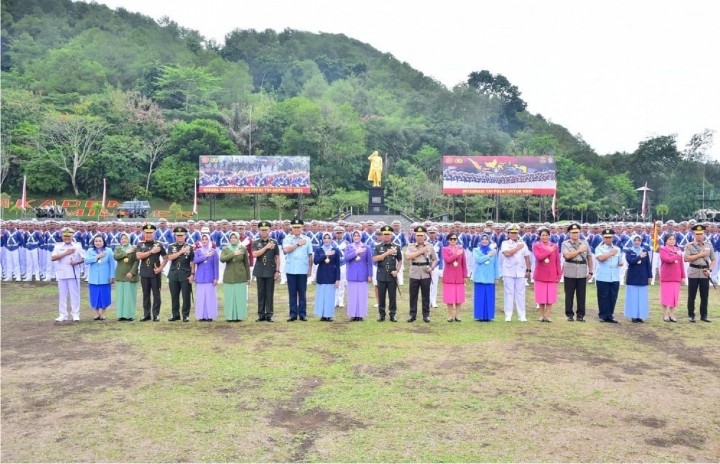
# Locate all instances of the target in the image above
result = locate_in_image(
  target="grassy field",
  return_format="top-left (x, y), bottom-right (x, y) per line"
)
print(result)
top-left (2, 279), bottom-right (719, 462)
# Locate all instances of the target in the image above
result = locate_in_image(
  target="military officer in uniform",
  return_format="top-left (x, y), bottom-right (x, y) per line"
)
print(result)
top-left (252, 220), bottom-right (280, 322)
top-left (373, 225), bottom-right (402, 322)
top-left (684, 224), bottom-right (716, 322)
top-left (561, 223), bottom-right (594, 322)
top-left (167, 227), bottom-right (195, 322)
top-left (406, 225), bottom-right (438, 323)
top-left (136, 224), bottom-right (167, 321)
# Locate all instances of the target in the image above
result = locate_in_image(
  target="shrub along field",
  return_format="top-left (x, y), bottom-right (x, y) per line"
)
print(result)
top-left (2, 280), bottom-right (719, 462)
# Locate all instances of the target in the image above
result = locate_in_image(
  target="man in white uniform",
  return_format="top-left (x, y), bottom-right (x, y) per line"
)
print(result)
top-left (500, 224), bottom-right (531, 322)
top-left (51, 227), bottom-right (85, 322)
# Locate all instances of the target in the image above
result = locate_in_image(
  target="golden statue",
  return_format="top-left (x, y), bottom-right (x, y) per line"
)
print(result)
top-left (367, 150), bottom-right (383, 187)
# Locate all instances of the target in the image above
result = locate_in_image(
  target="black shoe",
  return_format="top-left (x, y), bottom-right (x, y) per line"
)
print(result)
top-left (153, 316), bottom-right (159, 322)
top-left (183, 318), bottom-right (189, 322)
top-left (299, 317), bottom-right (308, 321)
top-left (601, 318), bottom-right (618, 324)
top-left (631, 318), bottom-right (639, 323)
top-left (567, 317), bottom-right (574, 322)
top-left (454, 318), bottom-right (461, 322)
top-left (701, 318), bottom-right (711, 323)
top-left (389, 317), bottom-right (397, 322)
top-left (407, 317), bottom-right (416, 323)
top-left (266, 318), bottom-right (273, 322)
top-left (577, 317), bottom-right (585, 322)
top-left (377, 317), bottom-right (385, 322)
top-left (637, 319), bottom-right (644, 323)
top-left (127, 318), bottom-right (134, 322)
top-left (140, 316), bottom-right (152, 322)
top-left (287, 317), bottom-right (297, 322)
top-left (256, 317), bottom-right (266, 322)
top-left (118, 317), bottom-right (126, 321)
top-left (689, 317), bottom-right (696, 323)
top-left (326, 318), bottom-right (333, 322)
top-left (359, 317), bottom-right (364, 322)
top-left (423, 317), bottom-right (431, 323)
top-left (168, 317), bottom-right (181, 321)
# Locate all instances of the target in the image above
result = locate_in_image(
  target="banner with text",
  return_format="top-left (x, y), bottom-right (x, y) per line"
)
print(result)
top-left (199, 155), bottom-right (310, 194)
top-left (442, 155), bottom-right (556, 195)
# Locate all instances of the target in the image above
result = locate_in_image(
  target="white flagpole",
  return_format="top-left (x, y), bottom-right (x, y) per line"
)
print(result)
top-left (641, 182), bottom-right (648, 219)
top-left (21, 175), bottom-right (27, 210)
top-left (193, 178), bottom-right (198, 215)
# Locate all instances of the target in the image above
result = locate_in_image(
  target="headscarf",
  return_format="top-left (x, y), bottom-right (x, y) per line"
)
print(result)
top-left (479, 233), bottom-right (491, 255)
top-left (200, 233), bottom-right (212, 251)
top-left (628, 234), bottom-right (643, 254)
top-left (322, 233), bottom-right (332, 252)
top-left (119, 232), bottom-right (131, 251)
top-left (227, 231), bottom-right (240, 251)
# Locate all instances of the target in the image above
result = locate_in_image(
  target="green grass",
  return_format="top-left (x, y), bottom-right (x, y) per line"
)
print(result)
top-left (2, 280), bottom-right (719, 462)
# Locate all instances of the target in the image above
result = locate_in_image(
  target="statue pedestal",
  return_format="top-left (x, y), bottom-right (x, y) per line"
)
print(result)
top-left (368, 187), bottom-right (388, 214)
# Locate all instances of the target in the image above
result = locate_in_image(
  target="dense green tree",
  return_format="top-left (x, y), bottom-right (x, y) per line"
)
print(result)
top-left (154, 65), bottom-right (221, 111)
top-left (467, 70), bottom-right (527, 133)
top-left (599, 173), bottom-right (637, 214)
top-left (0, 88), bottom-right (44, 191)
top-left (26, 47), bottom-right (108, 95)
top-left (152, 155), bottom-right (197, 201)
top-left (166, 118), bottom-right (238, 164)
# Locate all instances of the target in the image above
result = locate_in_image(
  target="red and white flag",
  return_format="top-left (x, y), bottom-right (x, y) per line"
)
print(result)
top-left (21, 175), bottom-right (27, 210)
top-left (193, 178), bottom-right (198, 215)
top-left (641, 182), bottom-right (648, 219)
top-left (551, 192), bottom-right (557, 220)
top-left (101, 177), bottom-right (107, 214)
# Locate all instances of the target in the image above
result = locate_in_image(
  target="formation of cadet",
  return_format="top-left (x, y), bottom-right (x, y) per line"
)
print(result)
top-left (2, 217), bottom-right (718, 323)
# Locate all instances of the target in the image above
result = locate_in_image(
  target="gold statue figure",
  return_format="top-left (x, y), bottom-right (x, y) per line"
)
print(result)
top-left (367, 150), bottom-right (383, 187)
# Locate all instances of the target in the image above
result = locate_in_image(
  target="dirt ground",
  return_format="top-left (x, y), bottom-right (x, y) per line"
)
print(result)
top-left (2, 281), bottom-right (720, 462)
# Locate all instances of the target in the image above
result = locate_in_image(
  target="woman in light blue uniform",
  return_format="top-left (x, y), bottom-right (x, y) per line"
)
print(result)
top-left (85, 234), bottom-right (116, 321)
top-left (472, 233), bottom-right (500, 321)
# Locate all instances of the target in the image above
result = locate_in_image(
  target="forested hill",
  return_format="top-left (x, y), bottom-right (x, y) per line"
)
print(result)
top-left (2, 0), bottom-right (717, 221)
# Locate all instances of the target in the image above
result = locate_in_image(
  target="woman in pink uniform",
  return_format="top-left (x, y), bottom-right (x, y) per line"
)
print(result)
top-left (659, 234), bottom-right (685, 322)
top-left (532, 227), bottom-right (561, 322)
top-left (441, 233), bottom-right (467, 322)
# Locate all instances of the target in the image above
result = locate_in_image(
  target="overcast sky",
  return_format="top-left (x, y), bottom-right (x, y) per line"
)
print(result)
top-left (98, 0), bottom-right (720, 161)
